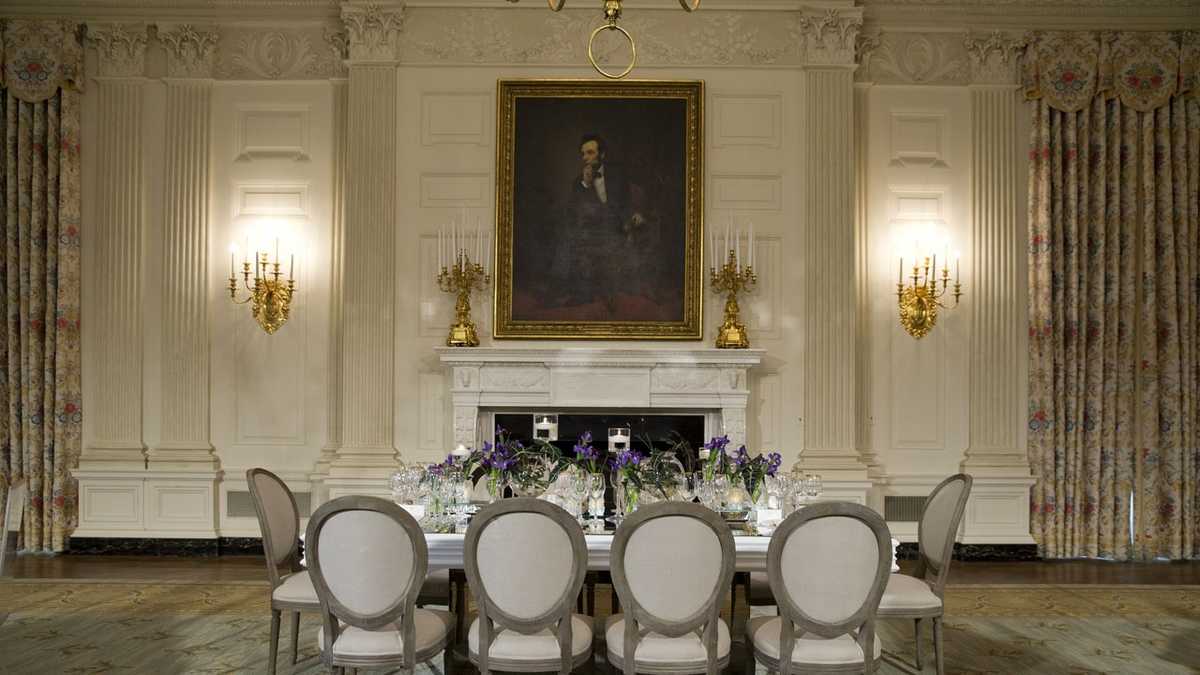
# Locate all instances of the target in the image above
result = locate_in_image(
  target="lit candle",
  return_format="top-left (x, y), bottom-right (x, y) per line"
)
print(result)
top-left (254, 251), bottom-right (260, 279)
top-left (955, 251), bottom-right (961, 282)
top-left (274, 237), bottom-right (279, 262)
top-left (475, 221), bottom-right (481, 264)
top-left (725, 223), bottom-right (731, 264)
top-left (437, 228), bottom-right (442, 270)
top-left (899, 256), bottom-right (903, 284)
top-left (289, 254), bottom-right (294, 280)
top-left (735, 227), bottom-right (741, 269)
top-left (932, 253), bottom-right (937, 284)
top-left (230, 251), bottom-right (235, 277)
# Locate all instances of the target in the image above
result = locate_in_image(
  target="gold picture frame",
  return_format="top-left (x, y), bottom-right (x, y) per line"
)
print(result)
top-left (493, 79), bottom-right (704, 340)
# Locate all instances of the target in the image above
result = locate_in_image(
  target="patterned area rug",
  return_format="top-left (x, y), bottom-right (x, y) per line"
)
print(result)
top-left (0, 580), bottom-right (1197, 674)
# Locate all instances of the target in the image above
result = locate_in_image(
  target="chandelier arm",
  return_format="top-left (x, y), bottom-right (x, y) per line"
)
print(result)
top-left (678, 0), bottom-right (700, 10)
top-left (548, 0), bottom-right (566, 9)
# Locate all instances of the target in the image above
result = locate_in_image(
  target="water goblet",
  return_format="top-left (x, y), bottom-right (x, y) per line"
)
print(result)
top-left (586, 473), bottom-right (606, 520)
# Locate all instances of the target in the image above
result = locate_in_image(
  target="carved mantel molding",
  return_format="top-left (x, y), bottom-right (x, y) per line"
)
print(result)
top-left (87, 22), bottom-right (149, 78)
top-left (437, 347), bottom-right (765, 451)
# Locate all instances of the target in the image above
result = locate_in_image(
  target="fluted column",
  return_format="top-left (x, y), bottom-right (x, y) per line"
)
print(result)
top-left (312, 30), bottom-right (349, 496)
top-left (79, 23), bottom-right (149, 471)
top-left (854, 77), bottom-right (882, 476)
top-left (149, 24), bottom-right (219, 470)
top-left (326, 3), bottom-right (406, 492)
top-left (957, 32), bottom-right (1035, 543)
top-left (796, 8), bottom-right (869, 486)
top-left (963, 33), bottom-right (1032, 476)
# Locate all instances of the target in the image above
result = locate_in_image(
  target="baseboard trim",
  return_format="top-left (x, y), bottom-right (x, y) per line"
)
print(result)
top-left (896, 542), bottom-right (1041, 562)
top-left (67, 537), bottom-right (264, 557)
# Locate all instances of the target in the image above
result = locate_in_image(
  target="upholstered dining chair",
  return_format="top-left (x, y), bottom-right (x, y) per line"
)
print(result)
top-left (0, 480), bottom-right (26, 577)
top-left (747, 502), bottom-right (891, 675)
top-left (464, 497), bottom-right (592, 674)
top-left (877, 473), bottom-right (973, 675)
top-left (608, 501), bottom-right (736, 675)
top-left (306, 496), bottom-right (454, 674)
top-left (246, 468), bottom-right (322, 674)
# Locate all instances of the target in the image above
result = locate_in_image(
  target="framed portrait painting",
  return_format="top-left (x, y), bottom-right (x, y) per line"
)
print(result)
top-left (493, 79), bottom-right (704, 340)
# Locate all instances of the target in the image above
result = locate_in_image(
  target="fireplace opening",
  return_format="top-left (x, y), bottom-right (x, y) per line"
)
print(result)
top-left (492, 411), bottom-right (706, 471)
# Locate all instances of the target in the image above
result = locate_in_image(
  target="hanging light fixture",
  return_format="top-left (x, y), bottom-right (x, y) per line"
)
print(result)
top-left (506, 0), bottom-right (701, 79)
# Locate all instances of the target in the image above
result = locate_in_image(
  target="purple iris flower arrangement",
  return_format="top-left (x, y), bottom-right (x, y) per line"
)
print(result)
top-left (573, 431), bottom-right (602, 473)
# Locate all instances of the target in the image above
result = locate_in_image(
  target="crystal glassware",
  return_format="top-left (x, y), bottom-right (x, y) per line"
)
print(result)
top-left (586, 473), bottom-right (606, 520)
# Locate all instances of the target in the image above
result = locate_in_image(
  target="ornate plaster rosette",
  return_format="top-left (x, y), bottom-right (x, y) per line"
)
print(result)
top-left (1, 20), bottom-right (84, 102)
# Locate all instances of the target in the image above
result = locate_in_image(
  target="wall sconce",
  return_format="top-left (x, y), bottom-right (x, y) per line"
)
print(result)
top-left (227, 234), bottom-right (296, 335)
top-left (895, 221), bottom-right (962, 339)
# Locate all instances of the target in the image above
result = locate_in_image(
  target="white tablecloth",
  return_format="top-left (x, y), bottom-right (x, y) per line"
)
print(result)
top-left (426, 533), bottom-right (901, 573)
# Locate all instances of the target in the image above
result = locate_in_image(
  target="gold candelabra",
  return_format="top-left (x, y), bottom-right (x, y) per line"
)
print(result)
top-left (438, 251), bottom-right (490, 347)
top-left (711, 249), bottom-right (756, 349)
top-left (228, 247), bottom-right (295, 335)
top-left (897, 254), bottom-right (961, 339)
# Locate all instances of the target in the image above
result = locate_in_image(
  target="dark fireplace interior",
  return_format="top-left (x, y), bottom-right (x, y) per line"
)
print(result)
top-left (492, 412), bottom-right (706, 472)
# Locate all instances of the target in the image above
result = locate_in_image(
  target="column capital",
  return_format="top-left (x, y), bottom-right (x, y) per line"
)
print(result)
top-left (158, 23), bottom-right (219, 79)
top-left (87, 22), bottom-right (149, 78)
top-left (325, 25), bottom-right (350, 78)
top-left (854, 30), bottom-right (881, 83)
top-left (797, 8), bottom-right (864, 69)
top-left (965, 30), bottom-right (1027, 86)
top-left (341, 1), bottom-right (407, 64)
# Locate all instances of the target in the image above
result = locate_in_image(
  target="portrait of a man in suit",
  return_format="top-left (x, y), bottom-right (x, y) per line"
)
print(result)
top-left (502, 86), bottom-right (699, 336)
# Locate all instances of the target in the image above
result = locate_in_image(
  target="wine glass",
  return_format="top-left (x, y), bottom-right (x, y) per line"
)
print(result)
top-left (586, 473), bottom-right (606, 520)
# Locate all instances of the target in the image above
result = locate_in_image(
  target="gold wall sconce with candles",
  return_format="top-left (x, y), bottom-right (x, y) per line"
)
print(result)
top-left (437, 215), bottom-right (491, 347)
top-left (709, 217), bottom-right (756, 349)
top-left (226, 232), bottom-right (296, 335)
top-left (896, 225), bottom-right (962, 339)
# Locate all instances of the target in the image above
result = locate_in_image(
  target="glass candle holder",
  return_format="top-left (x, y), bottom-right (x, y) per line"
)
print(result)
top-left (533, 414), bottom-right (559, 441)
top-left (607, 426), bottom-right (631, 453)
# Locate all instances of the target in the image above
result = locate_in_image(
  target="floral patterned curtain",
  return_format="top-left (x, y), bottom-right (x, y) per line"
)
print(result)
top-left (0, 20), bottom-right (83, 553)
top-left (1027, 31), bottom-right (1200, 560)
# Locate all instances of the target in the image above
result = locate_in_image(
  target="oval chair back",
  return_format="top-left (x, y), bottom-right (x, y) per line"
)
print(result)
top-left (767, 502), bottom-right (891, 675)
top-left (916, 473), bottom-right (973, 597)
top-left (305, 496), bottom-right (428, 670)
top-left (246, 468), bottom-right (302, 588)
top-left (610, 501), bottom-right (736, 675)
top-left (464, 497), bottom-right (588, 675)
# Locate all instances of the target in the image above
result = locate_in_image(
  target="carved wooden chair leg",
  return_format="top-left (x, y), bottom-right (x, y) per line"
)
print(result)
top-left (933, 616), bottom-right (945, 675)
top-left (268, 608), bottom-right (281, 674)
top-left (288, 611), bottom-right (300, 664)
top-left (913, 618), bottom-right (924, 670)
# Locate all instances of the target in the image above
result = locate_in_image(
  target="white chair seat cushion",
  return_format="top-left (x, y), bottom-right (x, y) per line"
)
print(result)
top-left (468, 613), bottom-right (593, 667)
top-left (877, 573), bottom-right (943, 612)
top-left (605, 614), bottom-right (731, 671)
top-left (272, 571), bottom-right (319, 606)
top-left (317, 609), bottom-right (453, 660)
top-left (748, 616), bottom-right (882, 666)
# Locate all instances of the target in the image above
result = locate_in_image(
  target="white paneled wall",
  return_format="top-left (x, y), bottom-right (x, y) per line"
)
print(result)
top-left (70, 1), bottom-right (1053, 544)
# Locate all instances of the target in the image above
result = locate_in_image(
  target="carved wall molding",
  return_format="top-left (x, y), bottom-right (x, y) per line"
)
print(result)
top-left (341, 2), bottom-right (407, 63)
top-left (87, 22), bottom-right (149, 78)
top-left (216, 26), bottom-right (344, 79)
top-left (159, 23), bottom-right (219, 78)
top-left (964, 30), bottom-right (1026, 85)
top-left (865, 31), bottom-right (970, 85)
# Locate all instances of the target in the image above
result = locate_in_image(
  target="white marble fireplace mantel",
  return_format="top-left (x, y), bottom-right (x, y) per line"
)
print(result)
top-left (436, 347), bottom-right (765, 450)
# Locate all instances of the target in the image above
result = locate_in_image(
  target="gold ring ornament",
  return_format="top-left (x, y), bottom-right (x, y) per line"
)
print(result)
top-left (588, 22), bottom-right (637, 80)
top-left (506, 0), bottom-right (698, 79)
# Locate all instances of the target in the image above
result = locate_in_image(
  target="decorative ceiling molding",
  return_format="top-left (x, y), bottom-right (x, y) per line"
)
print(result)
top-left (159, 22), bottom-right (219, 77)
top-left (861, 0), bottom-right (1199, 31)
top-left (87, 22), bottom-right (149, 78)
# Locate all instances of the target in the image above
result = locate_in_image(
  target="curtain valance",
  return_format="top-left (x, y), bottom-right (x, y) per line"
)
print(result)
top-left (0, 20), bottom-right (84, 103)
top-left (1023, 31), bottom-right (1199, 112)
